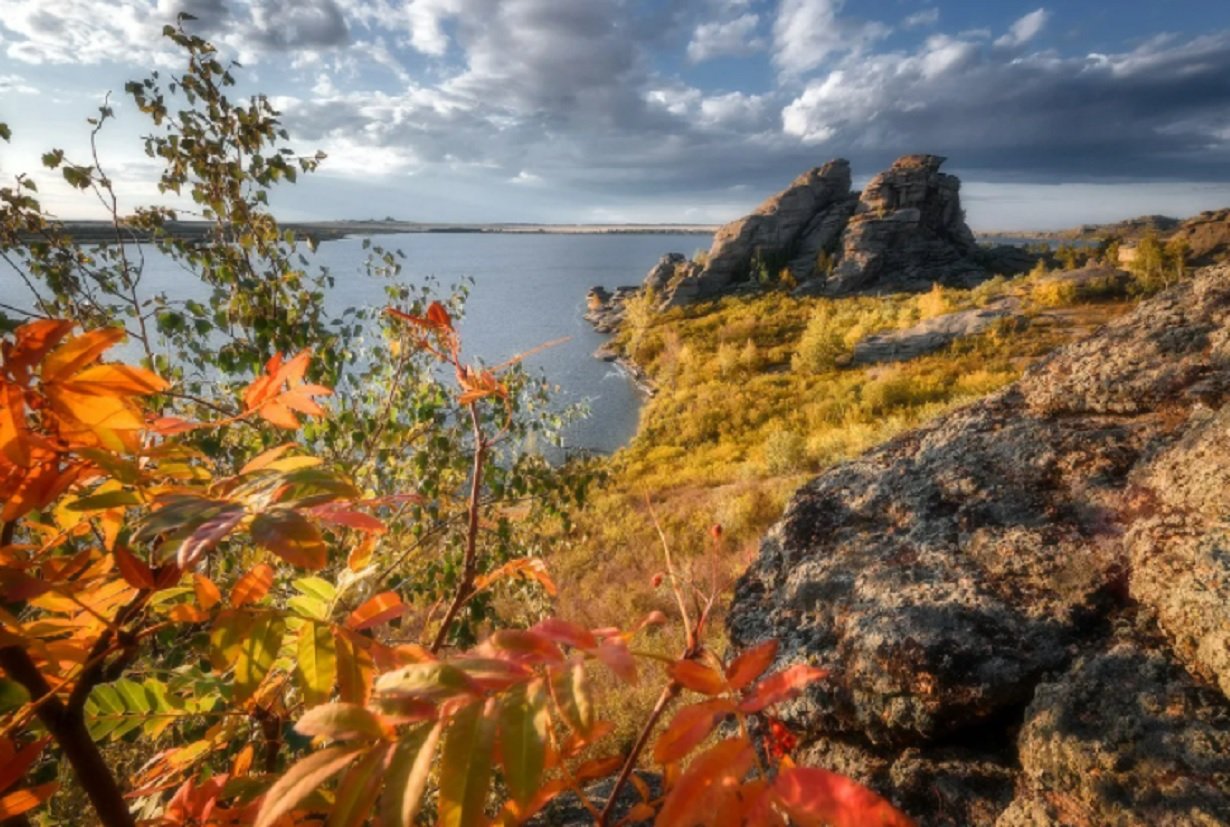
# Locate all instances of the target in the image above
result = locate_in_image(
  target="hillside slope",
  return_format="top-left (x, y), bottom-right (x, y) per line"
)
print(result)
top-left (728, 265), bottom-right (1230, 825)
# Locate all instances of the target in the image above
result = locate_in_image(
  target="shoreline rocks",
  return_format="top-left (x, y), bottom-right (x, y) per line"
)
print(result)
top-left (727, 264), bottom-right (1230, 824)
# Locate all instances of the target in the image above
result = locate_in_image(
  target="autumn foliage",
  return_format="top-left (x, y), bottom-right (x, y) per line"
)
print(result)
top-left (0, 308), bottom-right (913, 826)
top-left (0, 22), bottom-right (913, 825)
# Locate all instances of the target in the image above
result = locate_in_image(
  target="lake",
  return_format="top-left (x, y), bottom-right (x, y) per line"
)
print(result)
top-left (6, 231), bottom-right (711, 455)
top-left (316, 232), bottom-right (711, 454)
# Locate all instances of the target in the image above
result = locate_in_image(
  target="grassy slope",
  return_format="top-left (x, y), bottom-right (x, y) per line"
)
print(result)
top-left (547, 264), bottom-right (1145, 746)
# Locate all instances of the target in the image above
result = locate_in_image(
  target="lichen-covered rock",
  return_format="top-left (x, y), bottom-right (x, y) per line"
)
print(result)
top-left (729, 265), bottom-right (1230, 823)
top-left (1002, 643), bottom-right (1230, 826)
top-left (827, 155), bottom-right (984, 293)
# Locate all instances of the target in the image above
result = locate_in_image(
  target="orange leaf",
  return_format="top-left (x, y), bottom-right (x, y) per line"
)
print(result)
top-left (573, 754), bottom-right (623, 783)
top-left (67, 363), bottom-right (168, 396)
top-left (334, 630), bottom-right (375, 704)
top-left (474, 557), bottom-right (556, 597)
top-left (669, 660), bottom-right (727, 696)
top-left (4, 319), bottom-right (73, 384)
top-left (725, 640), bottom-right (779, 692)
top-left (653, 699), bottom-right (736, 764)
top-left (231, 564), bottom-right (275, 608)
top-left (41, 327), bottom-right (125, 381)
top-left (0, 782), bottom-right (58, 820)
top-left (258, 400), bottom-right (301, 430)
top-left (739, 664), bottom-right (829, 713)
top-left (344, 592), bottom-right (406, 631)
top-left (193, 573), bottom-right (222, 610)
top-left (240, 443), bottom-right (297, 474)
top-left (250, 510), bottom-right (326, 569)
top-left (771, 767), bottom-right (915, 827)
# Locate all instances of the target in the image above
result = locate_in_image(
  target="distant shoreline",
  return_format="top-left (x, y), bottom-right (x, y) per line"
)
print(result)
top-left (50, 220), bottom-right (720, 244)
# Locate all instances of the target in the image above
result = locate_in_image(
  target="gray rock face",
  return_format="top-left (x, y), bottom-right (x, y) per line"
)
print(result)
top-left (1002, 643), bottom-right (1230, 826)
top-left (851, 298), bottom-right (1024, 365)
top-left (728, 265), bottom-right (1230, 824)
top-left (828, 154), bottom-right (983, 293)
top-left (632, 154), bottom-right (991, 308)
top-left (651, 159), bottom-right (854, 307)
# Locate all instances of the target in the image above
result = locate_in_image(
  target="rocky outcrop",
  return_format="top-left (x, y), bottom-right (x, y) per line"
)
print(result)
top-left (827, 155), bottom-right (983, 293)
top-left (634, 154), bottom-right (1001, 308)
top-left (584, 284), bottom-right (639, 333)
top-left (851, 298), bottom-right (1025, 365)
top-left (649, 160), bottom-right (856, 307)
top-left (727, 265), bottom-right (1230, 824)
top-left (1167, 208), bottom-right (1230, 265)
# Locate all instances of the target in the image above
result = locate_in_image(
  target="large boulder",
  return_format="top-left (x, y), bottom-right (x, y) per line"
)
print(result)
top-left (728, 265), bottom-right (1230, 824)
top-left (827, 154), bottom-right (984, 293)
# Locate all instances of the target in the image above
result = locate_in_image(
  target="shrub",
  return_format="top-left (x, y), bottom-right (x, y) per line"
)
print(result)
top-left (792, 307), bottom-right (850, 373)
top-left (916, 282), bottom-right (955, 319)
top-left (762, 428), bottom-right (807, 474)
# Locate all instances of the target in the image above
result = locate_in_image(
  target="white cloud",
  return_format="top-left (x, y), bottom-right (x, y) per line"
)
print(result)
top-left (772, 0), bottom-right (890, 76)
top-left (699, 91), bottom-right (767, 127)
top-left (0, 73), bottom-right (37, 94)
top-left (687, 13), bottom-right (763, 63)
top-left (903, 8), bottom-right (939, 29)
top-left (995, 8), bottom-right (1050, 48)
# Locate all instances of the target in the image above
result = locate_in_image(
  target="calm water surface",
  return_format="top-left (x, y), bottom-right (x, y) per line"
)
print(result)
top-left (315, 232), bottom-right (709, 454)
top-left (9, 231), bottom-right (709, 455)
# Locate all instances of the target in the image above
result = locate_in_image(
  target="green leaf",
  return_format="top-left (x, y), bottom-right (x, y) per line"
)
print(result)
top-left (0, 123), bottom-right (10, 141)
top-left (438, 701), bottom-right (496, 827)
top-left (254, 745), bottom-right (364, 827)
top-left (251, 509), bottom-right (327, 569)
top-left (379, 722), bottom-right (442, 827)
top-left (66, 489), bottom-right (143, 511)
top-left (498, 680), bottom-right (549, 807)
top-left (298, 621), bottom-right (337, 706)
top-left (211, 610), bottom-right (285, 701)
top-left (0, 679), bottom-right (30, 713)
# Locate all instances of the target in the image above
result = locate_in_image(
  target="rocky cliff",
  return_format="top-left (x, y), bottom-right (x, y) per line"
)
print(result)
top-left (634, 154), bottom-right (1010, 308)
top-left (727, 265), bottom-right (1230, 825)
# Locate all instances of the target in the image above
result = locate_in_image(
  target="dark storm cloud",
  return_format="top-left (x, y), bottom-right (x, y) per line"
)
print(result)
top-left (780, 31), bottom-right (1230, 183)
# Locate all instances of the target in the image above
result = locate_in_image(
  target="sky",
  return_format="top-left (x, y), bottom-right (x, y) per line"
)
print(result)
top-left (2, 0), bottom-right (1230, 229)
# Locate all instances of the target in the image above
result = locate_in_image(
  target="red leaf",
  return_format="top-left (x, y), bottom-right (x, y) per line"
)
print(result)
top-left (113, 545), bottom-right (156, 590)
top-left (739, 664), bottom-right (829, 713)
top-left (653, 699), bottom-right (735, 764)
top-left (594, 638), bottom-right (637, 684)
top-left (725, 640), bottom-right (778, 692)
top-left (656, 739), bottom-right (756, 827)
top-left (532, 618), bottom-right (597, 650)
top-left (772, 767), bottom-right (915, 827)
top-left (0, 737), bottom-right (51, 794)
